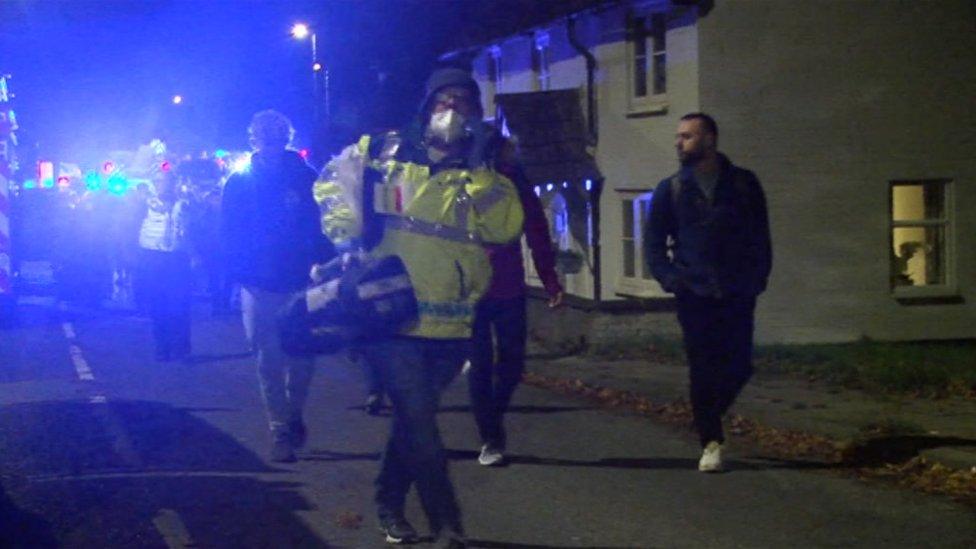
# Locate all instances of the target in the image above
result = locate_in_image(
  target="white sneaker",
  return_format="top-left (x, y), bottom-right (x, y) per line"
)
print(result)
top-left (698, 441), bottom-right (724, 472)
top-left (477, 444), bottom-right (504, 466)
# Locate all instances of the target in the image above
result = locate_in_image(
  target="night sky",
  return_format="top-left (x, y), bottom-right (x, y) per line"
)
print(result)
top-left (0, 0), bottom-right (604, 167)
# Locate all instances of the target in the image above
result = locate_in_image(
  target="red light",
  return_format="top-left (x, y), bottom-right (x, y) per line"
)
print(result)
top-left (103, 161), bottom-right (115, 174)
top-left (299, 148), bottom-right (309, 159)
top-left (57, 176), bottom-right (70, 188)
top-left (38, 161), bottom-right (55, 181)
top-left (160, 161), bottom-right (172, 172)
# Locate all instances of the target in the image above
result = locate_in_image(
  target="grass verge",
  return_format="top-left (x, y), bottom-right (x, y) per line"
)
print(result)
top-left (579, 335), bottom-right (976, 398)
top-left (755, 339), bottom-right (976, 398)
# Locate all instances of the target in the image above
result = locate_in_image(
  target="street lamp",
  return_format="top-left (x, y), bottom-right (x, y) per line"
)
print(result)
top-left (291, 22), bottom-right (329, 123)
top-left (290, 23), bottom-right (310, 40)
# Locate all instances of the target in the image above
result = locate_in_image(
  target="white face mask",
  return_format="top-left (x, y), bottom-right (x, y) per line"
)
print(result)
top-left (427, 109), bottom-right (469, 144)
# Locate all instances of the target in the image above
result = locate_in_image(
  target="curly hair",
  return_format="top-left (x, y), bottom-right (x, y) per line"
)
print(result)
top-left (248, 110), bottom-right (295, 149)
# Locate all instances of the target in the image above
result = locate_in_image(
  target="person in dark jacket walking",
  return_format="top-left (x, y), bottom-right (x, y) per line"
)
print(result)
top-left (645, 112), bottom-right (772, 473)
top-left (467, 160), bottom-right (563, 467)
top-left (221, 110), bottom-right (336, 463)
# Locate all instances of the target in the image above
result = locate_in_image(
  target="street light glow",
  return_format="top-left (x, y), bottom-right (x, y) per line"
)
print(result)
top-left (172, 95), bottom-right (183, 105)
top-left (312, 62), bottom-right (322, 72)
top-left (291, 23), bottom-right (310, 39)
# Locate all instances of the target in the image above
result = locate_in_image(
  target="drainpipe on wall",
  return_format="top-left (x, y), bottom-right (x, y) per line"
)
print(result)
top-left (567, 15), bottom-right (603, 304)
top-left (567, 15), bottom-right (598, 146)
top-left (590, 178), bottom-right (604, 303)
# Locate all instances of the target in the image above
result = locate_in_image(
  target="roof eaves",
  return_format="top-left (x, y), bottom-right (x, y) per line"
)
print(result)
top-left (438, 0), bottom-right (622, 62)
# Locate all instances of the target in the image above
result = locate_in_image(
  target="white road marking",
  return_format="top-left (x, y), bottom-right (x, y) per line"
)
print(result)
top-left (54, 303), bottom-right (192, 547)
top-left (153, 509), bottom-right (196, 549)
top-left (68, 344), bottom-right (95, 381)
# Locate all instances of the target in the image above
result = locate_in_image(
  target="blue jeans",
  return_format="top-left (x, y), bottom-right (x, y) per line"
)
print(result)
top-left (241, 286), bottom-right (315, 435)
top-left (363, 338), bottom-right (469, 537)
top-left (467, 296), bottom-right (527, 450)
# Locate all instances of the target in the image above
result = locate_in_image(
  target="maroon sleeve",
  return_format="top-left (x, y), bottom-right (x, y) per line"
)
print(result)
top-left (497, 160), bottom-right (563, 298)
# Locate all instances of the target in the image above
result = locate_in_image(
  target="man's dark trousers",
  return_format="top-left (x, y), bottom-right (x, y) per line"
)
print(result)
top-left (675, 291), bottom-right (757, 447)
top-left (364, 338), bottom-right (468, 537)
top-left (467, 296), bottom-right (527, 451)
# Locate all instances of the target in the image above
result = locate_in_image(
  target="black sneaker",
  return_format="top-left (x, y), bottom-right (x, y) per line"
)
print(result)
top-left (379, 516), bottom-right (419, 544)
top-left (288, 418), bottom-right (307, 449)
top-left (269, 432), bottom-right (296, 463)
top-left (437, 532), bottom-right (467, 548)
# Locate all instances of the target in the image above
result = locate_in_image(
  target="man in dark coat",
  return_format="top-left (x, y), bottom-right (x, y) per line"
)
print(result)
top-left (645, 112), bottom-right (772, 472)
top-left (222, 110), bottom-right (336, 463)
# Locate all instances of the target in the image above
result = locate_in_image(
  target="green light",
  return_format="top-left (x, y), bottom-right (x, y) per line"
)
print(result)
top-left (107, 173), bottom-right (129, 195)
top-left (23, 179), bottom-right (36, 189)
top-left (214, 149), bottom-right (229, 159)
top-left (84, 171), bottom-right (101, 191)
top-left (41, 178), bottom-right (55, 188)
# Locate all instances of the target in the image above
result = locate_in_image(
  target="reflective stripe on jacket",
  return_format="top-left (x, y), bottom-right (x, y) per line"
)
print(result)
top-left (315, 133), bottom-right (524, 339)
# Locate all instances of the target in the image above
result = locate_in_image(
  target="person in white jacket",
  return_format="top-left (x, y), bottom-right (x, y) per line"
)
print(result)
top-left (137, 170), bottom-right (192, 362)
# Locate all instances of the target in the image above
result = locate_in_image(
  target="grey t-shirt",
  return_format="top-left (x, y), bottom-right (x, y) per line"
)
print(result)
top-left (696, 170), bottom-right (720, 204)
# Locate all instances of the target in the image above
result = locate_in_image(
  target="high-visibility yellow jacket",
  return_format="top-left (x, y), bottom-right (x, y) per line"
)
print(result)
top-left (314, 132), bottom-right (524, 339)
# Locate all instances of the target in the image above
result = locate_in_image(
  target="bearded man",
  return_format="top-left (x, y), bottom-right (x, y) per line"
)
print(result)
top-left (645, 112), bottom-right (772, 473)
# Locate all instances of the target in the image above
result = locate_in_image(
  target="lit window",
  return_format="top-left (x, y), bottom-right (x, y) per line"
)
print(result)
top-left (890, 180), bottom-right (952, 294)
top-left (627, 13), bottom-right (667, 114)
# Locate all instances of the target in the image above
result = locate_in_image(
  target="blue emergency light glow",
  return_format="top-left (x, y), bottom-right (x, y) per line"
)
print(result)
top-left (84, 171), bottom-right (101, 191)
top-left (546, 183), bottom-right (554, 192)
top-left (107, 173), bottom-right (128, 195)
top-left (585, 179), bottom-right (593, 191)
top-left (534, 186), bottom-right (541, 196)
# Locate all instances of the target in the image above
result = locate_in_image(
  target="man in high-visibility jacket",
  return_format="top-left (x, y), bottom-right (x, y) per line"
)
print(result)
top-left (314, 67), bottom-right (523, 548)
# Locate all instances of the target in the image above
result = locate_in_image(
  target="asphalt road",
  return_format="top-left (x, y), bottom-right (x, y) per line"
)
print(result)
top-left (1, 299), bottom-right (974, 548)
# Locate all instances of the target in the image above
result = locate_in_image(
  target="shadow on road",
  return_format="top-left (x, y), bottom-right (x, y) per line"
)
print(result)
top-left (844, 434), bottom-right (976, 467)
top-left (301, 449), bottom-right (382, 462)
top-left (437, 404), bottom-right (593, 414)
top-left (469, 540), bottom-right (653, 549)
top-left (0, 399), bottom-right (331, 547)
top-left (0, 481), bottom-right (58, 548)
top-left (344, 404), bottom-right (591, 416)
top-left (188, 351), bottom-right (254, 364)
top-left (446, 449), bottom-right (842, 472)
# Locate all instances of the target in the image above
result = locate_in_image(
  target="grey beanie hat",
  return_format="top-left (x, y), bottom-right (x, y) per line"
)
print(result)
top-left (422, 67), bottom-right (482, 116)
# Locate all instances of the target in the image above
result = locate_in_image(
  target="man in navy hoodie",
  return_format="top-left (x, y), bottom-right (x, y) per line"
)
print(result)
top-left (645, 112), bottom-right (772, 473)
top-left (222, 110), bottom-right (336, 462)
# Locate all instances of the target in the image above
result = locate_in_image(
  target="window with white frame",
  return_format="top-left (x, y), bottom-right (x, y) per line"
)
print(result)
top-left (627, 12), bottom-right (667, 114)
top-left (890, 180), bottom-right (953, 295)
top-left (531, 31), bottom-right (551, 91)
top-left (616, 190), bottom-right (665, 297)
